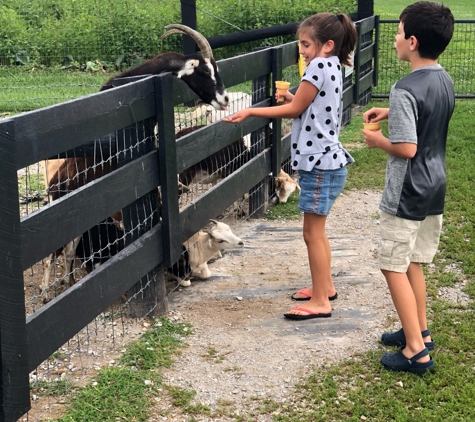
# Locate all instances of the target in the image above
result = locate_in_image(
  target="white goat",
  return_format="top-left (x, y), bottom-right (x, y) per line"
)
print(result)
top-left (171, 220), bottom-right (244, 287)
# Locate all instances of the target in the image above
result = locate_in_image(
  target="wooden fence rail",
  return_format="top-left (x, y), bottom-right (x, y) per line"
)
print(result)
top-left (0, 16), bottom-right (376, 421)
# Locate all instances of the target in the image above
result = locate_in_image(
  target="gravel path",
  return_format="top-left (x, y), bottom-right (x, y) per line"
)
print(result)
top-left (149, 189), bottom-right (396, 421)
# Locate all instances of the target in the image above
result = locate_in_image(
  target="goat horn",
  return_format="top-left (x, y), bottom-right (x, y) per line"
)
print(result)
top-left (209, 219), bottom-right (218, 225)
top-left (161, 24), bottom-right (213, 60)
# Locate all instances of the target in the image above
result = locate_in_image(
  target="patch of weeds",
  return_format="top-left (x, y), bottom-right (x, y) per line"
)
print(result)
top-left (202, 346), bottom-right (226, 363)
top-left (258, 398), bottom-right (280, 414)
top-left (264, 191), bottom-right (301, 221)
top-left (54, 318), bottom-right (191, 421)
top-left (167, 386), bottom-right (210, 415)
top-left (32, 379), bottom-right (75, 397)
top-left (223, 365), bottom-right (241, 372)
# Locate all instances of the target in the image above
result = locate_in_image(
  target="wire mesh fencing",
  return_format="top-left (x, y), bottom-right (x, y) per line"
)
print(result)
top-left (374, 20), bottom-right (475, 98)
top-left (18, 115), bottom-right (165, 421)
top-left (15, 58), bottom-right (302, 420)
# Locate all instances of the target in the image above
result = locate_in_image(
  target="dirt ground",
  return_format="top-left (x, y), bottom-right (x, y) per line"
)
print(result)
top-left (23, 188), bottom-right (469, 421)
top-left (149, 189), bottom-right (396, 421)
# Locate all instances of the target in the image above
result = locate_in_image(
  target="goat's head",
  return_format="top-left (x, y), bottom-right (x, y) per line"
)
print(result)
top-left (209, 219), bottom-right (244, 249)
top-left (274, 169), bottom-right (301, 203)
top-left (161, 24), bottom-right (229, 110)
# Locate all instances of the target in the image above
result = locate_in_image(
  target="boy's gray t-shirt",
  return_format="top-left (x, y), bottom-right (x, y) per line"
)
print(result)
top-left (290, 56), bottom-right (354, 171)
top-left (381, 64), bottom-right (455, 220)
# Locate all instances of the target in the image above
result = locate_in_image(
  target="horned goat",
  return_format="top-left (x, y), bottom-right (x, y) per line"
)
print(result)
top-left (42, 24), bottom-right (230, 300)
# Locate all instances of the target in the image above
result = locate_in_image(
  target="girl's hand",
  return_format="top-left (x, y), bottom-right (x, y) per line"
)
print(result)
top-left (275, 90), bottom-right (294, 104)
top-left (363, 107), bottom-right (389, 123)
top-left (221, 109), bottom-right (252, 123)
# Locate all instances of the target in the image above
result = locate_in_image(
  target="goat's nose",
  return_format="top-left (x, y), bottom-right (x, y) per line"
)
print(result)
top-left (224, 95), bottom-right (229, 103)
top-left (238, 241), bottom-right (244, 246)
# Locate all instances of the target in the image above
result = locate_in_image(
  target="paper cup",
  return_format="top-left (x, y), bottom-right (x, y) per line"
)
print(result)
top-left (275, 81), bottom-right (290, 103)
top-left (363, 122), bottom-right (380, 131)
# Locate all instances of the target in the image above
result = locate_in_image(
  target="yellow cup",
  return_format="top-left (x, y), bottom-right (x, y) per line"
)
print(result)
top-left (275, 81), bottom-right (290, 103)
top-left (363, 121), bottom-right (380, 131)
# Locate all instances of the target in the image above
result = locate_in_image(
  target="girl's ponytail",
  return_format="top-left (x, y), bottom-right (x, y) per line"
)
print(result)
top-left (337, 13), bottom-right (357, 67)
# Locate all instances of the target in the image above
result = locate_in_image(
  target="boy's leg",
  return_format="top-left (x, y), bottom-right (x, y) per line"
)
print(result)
top-left (285, 213), bottom-right (332, 315)
top-left (406, 262), bottom-right (432, 343)
top-left (382, 269), bottom-right (429, 362)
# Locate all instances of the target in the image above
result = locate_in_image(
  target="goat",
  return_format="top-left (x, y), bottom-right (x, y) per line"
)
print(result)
top-left (100, 25), bottom-right (229, 111)
top-left (176, 125), bottom-right (249, 187)
top-left (42, 217), bottom-right (124, 299)
top-left (42, 24), bottom-right (229, 299)
top-left (169, 220), bottom-right (244, 287)
top-left (274, 169), bottom-right (300, 203)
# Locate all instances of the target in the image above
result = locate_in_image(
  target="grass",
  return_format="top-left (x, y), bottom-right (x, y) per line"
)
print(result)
top-left (49, 318), bottom-right (192, 422)
top-left (375, 0), bottom-right (475, 19)
top-left (0, 66), bottom-right (108, 115)
top-left (13, 1), bottom-right (475, 419)
top-left (50, 99), bottom-right (475, 421)
top-left (265, 99), bottom-right (475, 421)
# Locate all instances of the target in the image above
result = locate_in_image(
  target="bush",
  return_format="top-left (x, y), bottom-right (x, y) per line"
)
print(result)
top-left (0, 6), bottom-right (29, 65)
top-left (0, 0), bottom-right (356, 66)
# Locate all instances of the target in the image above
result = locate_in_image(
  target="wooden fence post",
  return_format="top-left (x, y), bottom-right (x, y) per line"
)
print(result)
top-left (357, 0), bottom-right (374, 19)
top-left (0, 119), bottom-right (30, 422)
top-left (155, 73), bottom-right (182, 269)
top-left (271, 47), bottom-right (283, 178)
top-left (181, 0), bottom-right (197, 54)
top-left (109, 77), bottom-right (166, 318)
top-left (248, 48), bottom-right (271, 217)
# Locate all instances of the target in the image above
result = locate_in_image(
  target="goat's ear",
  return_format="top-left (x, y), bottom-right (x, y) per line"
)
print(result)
top-left (177, 59), bottom-right (200, 78)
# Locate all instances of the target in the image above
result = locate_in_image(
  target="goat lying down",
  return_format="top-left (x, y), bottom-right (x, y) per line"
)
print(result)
top-left (169, 220), bottom-right (244, 287)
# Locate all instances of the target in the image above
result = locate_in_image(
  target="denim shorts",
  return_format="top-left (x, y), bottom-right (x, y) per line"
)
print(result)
top-left (298, 166), bottom-right (347, 215)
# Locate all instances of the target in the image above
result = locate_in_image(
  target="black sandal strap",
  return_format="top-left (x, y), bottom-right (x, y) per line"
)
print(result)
top-left (408, 347), bottom-right (429, 364)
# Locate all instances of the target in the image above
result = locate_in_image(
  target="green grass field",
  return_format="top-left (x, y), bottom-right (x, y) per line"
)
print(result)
top-left (375, 0), bottom-right (475, 19)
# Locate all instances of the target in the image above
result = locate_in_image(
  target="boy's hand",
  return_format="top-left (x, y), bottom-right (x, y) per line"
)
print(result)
top-left (222, 109), bottom-right (252, 123)
top-left (363, 107), bottom-right (389, 123)
top-left (362, 128), bottom-right (384, 149)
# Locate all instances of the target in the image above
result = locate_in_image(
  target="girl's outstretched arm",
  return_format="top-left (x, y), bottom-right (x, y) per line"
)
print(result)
top-left (222, 81), bottom-right (318, 124)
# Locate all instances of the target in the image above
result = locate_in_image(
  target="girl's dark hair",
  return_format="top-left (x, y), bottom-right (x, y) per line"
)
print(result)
top-left (400, 1), bottom-right (454, 60)
top-left (297, 12), bottom-right (357, 67)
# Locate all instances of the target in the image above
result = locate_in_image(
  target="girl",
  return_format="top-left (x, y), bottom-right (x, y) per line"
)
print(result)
top-left (223, 13), bottom-right (357, 320)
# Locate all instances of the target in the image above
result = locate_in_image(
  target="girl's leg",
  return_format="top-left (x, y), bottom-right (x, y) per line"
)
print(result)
top-left (285, 213), bottom-right (332, 315)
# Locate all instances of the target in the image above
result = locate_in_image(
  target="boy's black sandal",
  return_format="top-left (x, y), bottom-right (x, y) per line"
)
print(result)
top-left (381, 328), bottom-right (435, 351)
top-left (380, 347), bottom-right (434, 373)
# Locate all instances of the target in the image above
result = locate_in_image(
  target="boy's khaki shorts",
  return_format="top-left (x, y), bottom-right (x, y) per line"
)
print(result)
top-left (379, 211), bottom-right (443, 273)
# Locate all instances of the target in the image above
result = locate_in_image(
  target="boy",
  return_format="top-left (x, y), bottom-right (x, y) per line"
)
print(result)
top-left (362, 1), bottom-right (455, 373)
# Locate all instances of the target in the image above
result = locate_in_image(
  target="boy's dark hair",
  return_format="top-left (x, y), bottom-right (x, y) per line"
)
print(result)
top-left (298, 13), bottom-right (357, 67)
top-left (400, 1), bottom-right (454, 60)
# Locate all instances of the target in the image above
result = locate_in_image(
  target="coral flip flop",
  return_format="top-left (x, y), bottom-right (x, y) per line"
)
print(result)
top-left (284, 306), bottom-right (332, 320)
top-left (291, 288), bottom-right (338, 301)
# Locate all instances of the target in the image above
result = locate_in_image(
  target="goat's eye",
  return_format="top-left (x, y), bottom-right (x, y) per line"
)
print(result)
top-left (218, 239), bottom-right (226, 243)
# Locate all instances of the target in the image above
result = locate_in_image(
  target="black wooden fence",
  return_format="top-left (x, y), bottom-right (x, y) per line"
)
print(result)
top-left (0, 15), bottom-right (377, 422)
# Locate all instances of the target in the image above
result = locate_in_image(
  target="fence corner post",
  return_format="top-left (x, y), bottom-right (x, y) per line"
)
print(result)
top-left (0, 119), bottom-right (31, 422)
